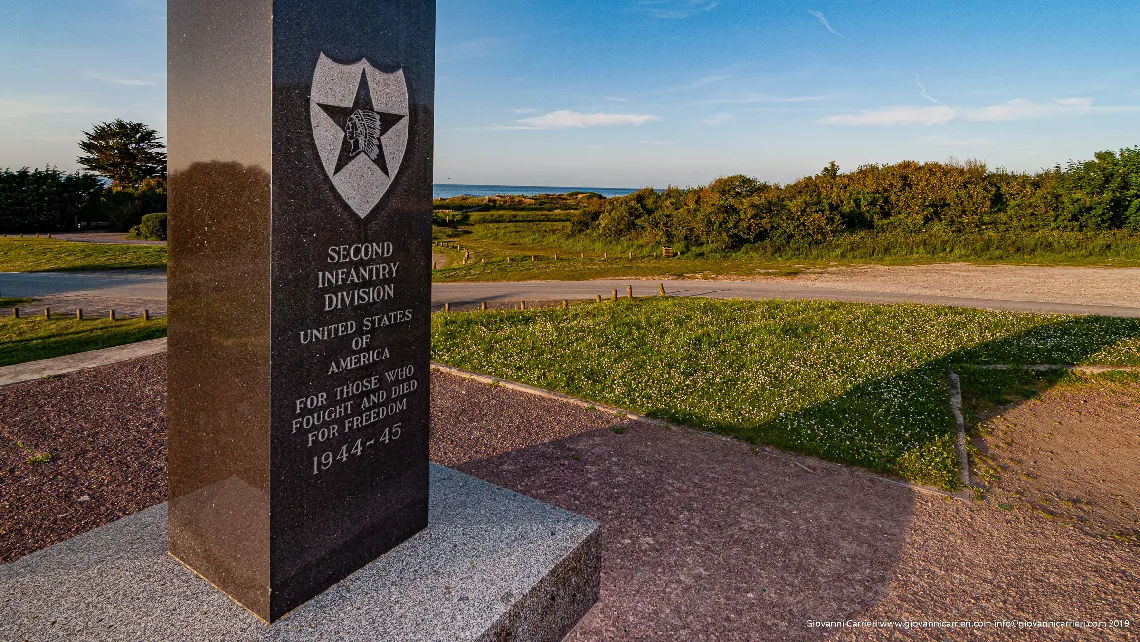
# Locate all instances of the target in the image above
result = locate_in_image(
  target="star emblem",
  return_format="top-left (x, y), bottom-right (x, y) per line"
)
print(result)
top-left (316, 70), bottom-right (406, 176)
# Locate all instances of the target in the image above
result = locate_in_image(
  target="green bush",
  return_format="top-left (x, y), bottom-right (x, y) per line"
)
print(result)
top-left (129, 212), bottom-right (167, 241)
top-left (579, 146), bottom-right (1140, 250)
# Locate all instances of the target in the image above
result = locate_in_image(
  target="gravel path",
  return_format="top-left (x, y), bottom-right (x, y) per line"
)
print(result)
top-left (1, 360), bottom-right (1136, 640)
top-left (5, 263), bottom-right (1140, 319)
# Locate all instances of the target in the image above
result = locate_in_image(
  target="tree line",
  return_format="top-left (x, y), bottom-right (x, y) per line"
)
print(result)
top-left (573, 147), bottom-right (1140, 251)
top-left (0, 119), bottom-right (167, 233)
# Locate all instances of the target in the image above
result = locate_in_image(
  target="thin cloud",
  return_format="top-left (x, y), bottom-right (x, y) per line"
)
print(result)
top-left (701, 92), bottom-right (837, 105)
top-left (921, 135), bottom-right (994, 147)
top-left (822, 97), bottom-right (1139, 126)
top-left (808, 10), bottom-right (845, 37)
top-left (823, 105), bottom-right (957, 126)
top-left (913, 74), bottom-right (940, 104)
top-left (0, 98), bottom-right (110, 120)
top-left (639, 0), bottom-right (719, 19)
top-left (512, 107), bottom-right (538, 114)
top-left (701, 113), bottom-right (732, 126)
top-left (83, 71), bottom-right (156, 87)
top-left (518, 110), bottom-right (660, 128)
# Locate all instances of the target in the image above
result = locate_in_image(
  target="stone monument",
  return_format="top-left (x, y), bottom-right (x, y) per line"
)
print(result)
top-left (167, 0), bottom-right (435, 622)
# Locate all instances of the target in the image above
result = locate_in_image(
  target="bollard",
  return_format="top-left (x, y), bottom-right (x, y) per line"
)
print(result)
top-left (531, 255), bottom-right (535, 262)
top-left (143, 309), bottom-right (150, 321)
top-left (595, 294), bottom-right (601, 303)
top-left (12, 307), bottom-right (19, 318)
top-left (562, 299), bottom-right (568, 309)
top-left (109, 309), bottom-right (116, 321)
top-left (481, 301), bottom-right (487, 311)
top-left (506, 256), bottom-right (511, 263)
top-left (627, 285), bottom-right (633, 299)
top-left (520, 300), bottom-right (526, 310)
top-left (76, 308), bottom-right (83, 320)
top-left (554, 253), bottom-right (558, 261)
top-left (444, 302), bottom-right (450, 312)
top-left (580, 253), bottom-right (584, 259)
top-left (603, 252), bottom-right (607, 259)
top-left (628, 251), bottom-right (632, 259)
top-left (43, 308), bottom-right (50, 319)
top-left (658, 283), bottom-right (666, 296)
top-left (611, 289), bottom-right (617, 301)
top-left (432, 261), bottom-right (437, 270)
top-left (481, 257), bottom-right (485, 264)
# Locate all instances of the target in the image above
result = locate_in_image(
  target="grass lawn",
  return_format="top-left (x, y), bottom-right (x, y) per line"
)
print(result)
top-left (432, 219), bottom-right (1140, 282)
top-left (0, 238), bottom-right (167, 272)
top-left (0, 298), bottom-right (34, 308)
top-left (0, 316), bottom-right (167, 367)
top-left (431, 297), bottom-right (1140, 490)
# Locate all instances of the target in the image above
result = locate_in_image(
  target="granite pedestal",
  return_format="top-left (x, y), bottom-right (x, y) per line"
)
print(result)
top-left (0, 466), bottom-right (600, 641)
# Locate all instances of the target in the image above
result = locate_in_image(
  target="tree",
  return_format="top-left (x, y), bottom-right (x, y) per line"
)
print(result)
top-left (76, 119), bottom-right (167, 188)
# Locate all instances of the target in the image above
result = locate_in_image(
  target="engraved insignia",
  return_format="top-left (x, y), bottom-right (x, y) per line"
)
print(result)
top-left (310, 53), bottom-right (409, 218)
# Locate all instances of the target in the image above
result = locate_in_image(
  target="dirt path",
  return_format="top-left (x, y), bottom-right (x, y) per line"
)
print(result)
top-left (969, 377), bottom-right (1140, 542)
top-left (3, 361), bottom-right (1135, 639)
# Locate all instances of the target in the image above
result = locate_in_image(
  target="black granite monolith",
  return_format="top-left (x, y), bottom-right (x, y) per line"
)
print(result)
top-left (167, 0), bottom-right (434, 622)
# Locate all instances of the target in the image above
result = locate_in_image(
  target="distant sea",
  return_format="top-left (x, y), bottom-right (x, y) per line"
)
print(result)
top-left (433, 184), bottom-right (637, 199)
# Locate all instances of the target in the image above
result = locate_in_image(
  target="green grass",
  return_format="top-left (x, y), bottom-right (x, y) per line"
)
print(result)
top-left (431, 297), bottom-right (1140, 490)
top-left (432, 221), bottom-right (1140, 282)
top-left (0, 297), bottom-right (34, 308)
top-left (0, 316), bottom-right (167, 367)
top-left (0, 238), bottom-right (167, 272)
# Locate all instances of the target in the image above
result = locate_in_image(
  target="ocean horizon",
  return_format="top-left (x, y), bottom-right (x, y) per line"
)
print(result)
top-left (433, 184), bottom-right (638, 199)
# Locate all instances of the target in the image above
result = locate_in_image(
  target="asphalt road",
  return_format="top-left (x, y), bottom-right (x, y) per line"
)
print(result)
top-left (0, 269), bottom-right (167, 301)
top-left (3, 269), bottom-right (1140, 317)
top-left (432, 279), bottom-right (1140, 317)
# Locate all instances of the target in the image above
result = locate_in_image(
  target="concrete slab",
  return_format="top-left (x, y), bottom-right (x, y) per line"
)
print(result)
top-left (0, 338), bottom-right (168, 387)
top-left (0, 464), bottom-right (600, 642)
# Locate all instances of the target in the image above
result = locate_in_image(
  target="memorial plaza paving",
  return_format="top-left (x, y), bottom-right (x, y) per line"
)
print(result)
top-left (1, 352), bottom-right (1136, 640)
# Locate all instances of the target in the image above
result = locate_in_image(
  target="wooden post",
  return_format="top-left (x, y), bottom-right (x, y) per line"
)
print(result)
top-left (432, 261), bottom-right (437, 270)
top-left (520, 300), bottom-right (526, 310)
top-left (603, 252), bottom-right (607, 259)
top-left (595, 294), bottom-right (601, 303)
top-left (43, 308), bottom-right (50, 319)
top-left (530, 255), bottom-right (535, 262)
top-left (562, 299), bottom-right (568, 309)
top-left (76, 308), bottom-right (83, 320)
top-left (554, 253), bottom-right (558, 261)
top-left (443, 302), bottom-right (450, 312)
top-left (109, 309), bottom-right (116, 321)
top-left (481, 301), bottom-right (487, 311)
top-left (658, 283), bottom-right (666, 296)
top-left (481, 258), bottom-right (485, 264)
top-left (12, 307), bottom-right (19, 318)
top-left (506, 256), bottom-right (511, 263)
top-left (580, 253), bottom-right (584, 259)
top-left (611, 289), bottom-right (617, 301)
top-left (628, 251), bottom-right (632, 259)
top-left (627, 285), bottom-right (633, 299)
top-left (143, 309), bottom-right (150, 321)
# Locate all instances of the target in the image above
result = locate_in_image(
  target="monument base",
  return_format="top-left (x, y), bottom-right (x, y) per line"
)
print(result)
top-left (0, 465), bottom-right (600, 641)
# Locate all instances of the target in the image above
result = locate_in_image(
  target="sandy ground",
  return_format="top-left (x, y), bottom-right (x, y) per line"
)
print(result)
top-left (970, 378), bottom-right (1140, 542)
top-left (2, 359), bottom-right (1136, 639)
top-left (793, 263), bottom-right (1140, 309)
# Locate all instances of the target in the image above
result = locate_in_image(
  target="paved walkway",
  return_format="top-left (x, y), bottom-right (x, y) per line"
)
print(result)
top-left (433, 279), bottom-right (1140, 317)
top-left (0, 339), bottom-right (168, 387)
top-left (4, 267), bottom-right (1139, 317)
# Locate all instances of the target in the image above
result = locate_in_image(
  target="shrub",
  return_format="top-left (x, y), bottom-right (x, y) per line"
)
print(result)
top-left (129, 212), bottom-right (167, 240)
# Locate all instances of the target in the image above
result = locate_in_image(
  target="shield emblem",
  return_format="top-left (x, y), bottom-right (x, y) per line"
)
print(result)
top-left (310, 53), bottom-right (409, 218)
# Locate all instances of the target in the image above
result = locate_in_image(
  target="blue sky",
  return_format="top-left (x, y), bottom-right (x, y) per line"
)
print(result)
top-left (2, 0), bottom-right (1139, 187)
